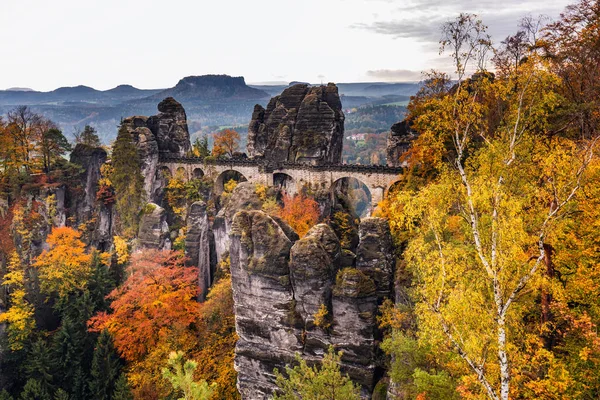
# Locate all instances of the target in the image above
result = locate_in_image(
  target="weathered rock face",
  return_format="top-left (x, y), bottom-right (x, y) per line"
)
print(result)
top-left (147, 97), bottom-right (191, 157)
top-left (247, 83), bottom-right (344, 165)
top-left (213, 182), bottom-right (266, 264)
top-left (386, 120), bottom-right (417, 167)
top-left (137, 203), bottom-right (171, 250)
top-left (122, 97), bottom-right (191, 203)
top-left (230, 210), bottom-right (301, 398)
top-left (289, 224), bottom-right (339, 329)
top-left (331, 268), bottom-right (378, 394)
top-left (229, 212), bottom-right (393, 399)
top-left (121, 116), bottom-right (160, 203)
top-left (356, 218), bottom-right (395, 301)
top-left (185, 201), bottom-right (213, 301)
top-left (70, 144), bottom-right (108, 219)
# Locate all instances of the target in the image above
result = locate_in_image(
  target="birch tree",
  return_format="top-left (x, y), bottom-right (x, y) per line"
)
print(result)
top-left (385, 14), bottom-right (599, 400)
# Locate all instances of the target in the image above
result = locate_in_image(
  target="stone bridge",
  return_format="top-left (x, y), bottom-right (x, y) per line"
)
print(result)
top-left (158, 157), bottom-right (404, 210)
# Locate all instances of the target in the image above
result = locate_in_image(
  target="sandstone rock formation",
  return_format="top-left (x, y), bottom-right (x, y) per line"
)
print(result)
top-left (331, 267), bottom-right (378, 393)
top-left (356, 217), bottom-right (395, 301)
top-left (213, 182), bottom-right (268, 264)
top-left (70, 144), bottom-right (107, 219)
top-left (229, 211), bottom-right (393, 399)
top-left (247, 83), bottom-right (344, 165)
top-left (137, 203), bottom-right (171, 250)
top-left (121, 97), bottom-right (191, 203)
top-left (147, 97), bottom-right (191, 157)
top-left (185, 201), bottom-right (213, 301)
top-left (386, 119), bottom-right (417, 167)
top-left (230, 210), bottom-right (301, 398)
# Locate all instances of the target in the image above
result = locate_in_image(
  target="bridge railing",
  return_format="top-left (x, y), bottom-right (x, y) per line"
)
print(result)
top-left (158, 156), bottom-right (404, 175)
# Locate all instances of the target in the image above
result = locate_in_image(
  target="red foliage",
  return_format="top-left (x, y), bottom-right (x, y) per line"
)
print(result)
top-left (0, 205), bottom-right (14, 258)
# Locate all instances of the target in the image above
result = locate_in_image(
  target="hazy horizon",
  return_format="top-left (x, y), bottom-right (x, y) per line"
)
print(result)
top-left (2, 0), bottom-right (572, 91)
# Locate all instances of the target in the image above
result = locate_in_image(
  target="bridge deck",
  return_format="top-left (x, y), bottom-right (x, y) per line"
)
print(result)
top-left (158, 156), bottom-right (404, 175)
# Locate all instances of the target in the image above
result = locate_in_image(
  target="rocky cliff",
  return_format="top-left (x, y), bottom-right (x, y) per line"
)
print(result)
top-left (247, 83), bottom-right (344, 165)
top-left (121, 97), bottom-right (191, 203)
top-left (230, 211), bottom-right (394, 399)
top-left (386, 120), bottom-right (416, 167)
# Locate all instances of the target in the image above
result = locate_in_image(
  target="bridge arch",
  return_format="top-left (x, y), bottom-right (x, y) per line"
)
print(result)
top-left (330, 177), bottom-right (372, 218)
top-left (385, 180), bottom-right (403, 199)
top-left (157, 165), bottom-right (173, 180)
top-left (214, 169), bottom-right (248, 195)
top-left (175, 166), bottom-right (188, 181)
top-left (192, 167), bottom-right (205, 179)
top-left (273, 173), bottom-right (296, 195)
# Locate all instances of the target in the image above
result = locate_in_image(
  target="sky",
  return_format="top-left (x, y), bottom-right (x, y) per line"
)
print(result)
top-left (0, 0), bottom-right (573, 91)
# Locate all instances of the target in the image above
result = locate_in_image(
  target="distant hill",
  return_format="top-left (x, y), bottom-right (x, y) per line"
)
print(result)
top-left (148, 75), bottom-right (270, 102)
top-left (0, 75), bottom-right (421, 144)
top-left (6, 87), bottom-right (34, 92)
top-left (0, 85), bottom-right (162, 106)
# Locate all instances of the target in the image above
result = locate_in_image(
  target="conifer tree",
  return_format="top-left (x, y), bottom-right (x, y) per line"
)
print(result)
top-left (111, 124), bottom-right (144, 238)
top-left (51, 317), bottom-right (84, 393)
top-left (89, 330), bottom-right (122, 400)
top-left (23, 340), bottom-right (54, 397)
top-left (19, 379), bottom-right (50, 400)
top-left (112, 374), bottom-right (133, 400)
top-left (273, 347), bottom-right (360, 400)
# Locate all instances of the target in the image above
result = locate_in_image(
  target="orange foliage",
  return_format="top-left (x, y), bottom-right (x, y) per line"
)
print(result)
top-left (0, 205), bottom-right (14, 258)
top-left (89, 250), bottom-right (199, 362)
top-left (192, 276), bottom-right (240, 399)
top-left (89, 250), bottom-right (200, 399)
top-left (212, 129), bottom-right (240, 158)
top-left (278, 194), bottom-right (320, 237)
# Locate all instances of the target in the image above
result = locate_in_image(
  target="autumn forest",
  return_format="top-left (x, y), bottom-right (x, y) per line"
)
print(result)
top-left (1, 1), bottom-right (600, 399)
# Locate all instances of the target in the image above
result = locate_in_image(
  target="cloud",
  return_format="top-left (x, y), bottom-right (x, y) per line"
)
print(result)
top-left (352, 0), bottom-right (569, 44)
top-left (366, 69), bottom-right (423, 81)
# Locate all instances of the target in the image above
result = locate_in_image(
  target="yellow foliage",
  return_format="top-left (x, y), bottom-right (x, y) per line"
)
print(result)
top-left (313, 304), bottom-right (331, 331)
top-left (0, 252), bottom-right (35, 350)
top-left (34, 227), bottom-right (92, 299)
top-left (114, 235), bottom-right (130, 265)
top-left (223, 179), bottom-right (238, 194)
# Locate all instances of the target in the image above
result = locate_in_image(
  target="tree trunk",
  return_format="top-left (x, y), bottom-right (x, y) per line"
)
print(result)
top-left (498, 317), bottom-right (510, 400)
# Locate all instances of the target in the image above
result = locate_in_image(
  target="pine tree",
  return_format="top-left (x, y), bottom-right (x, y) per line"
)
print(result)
top-left (273, 347), bottom-right (360, 400)
top-left (19, 379), bottom-right (50, 400)
top-left (24, 339), bottom-right (54, 396)
top-left (87, 251), bottom-right (115, 312)
top-left (51, 317), bottom-right (84, 392)
top-left (0, 389), bottom-right (14, 400)
top-left (111, 124), bottom-right (145, 238)
top-left (53, 389), bottom-right (69, 400)
top-left (89, 330), bottom-right (121, 400)
top-left (112, 374), bottom-right (133, 400)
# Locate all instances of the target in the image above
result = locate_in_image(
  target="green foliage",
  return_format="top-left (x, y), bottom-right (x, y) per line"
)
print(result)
top-left (75, 125), bottom-right (102, 148)
top-left (191, 135), bottom-right (210, 159)
top-left (23, 339), bottom-right (54, 397)
top-left (89, 330), bottom-right (122, 400)
top-left (381, 332), bottom-right (459, 399)
top-left (53, 389), bottom-right (69, 400)
top-left (111, 124), bottom-right (145, 238)
top-left (273, 347), bottom-right (361, 400)
top-left (112, 374), bottom-right (133, 400)
top-left (19, 379), bottom-right (51, 400)
top-left (39, 128), bottom-right (72, 173)
top-left (0, 390), bottom-right (13, 400)
top-left (162, 351), bottom-right (216, 400)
